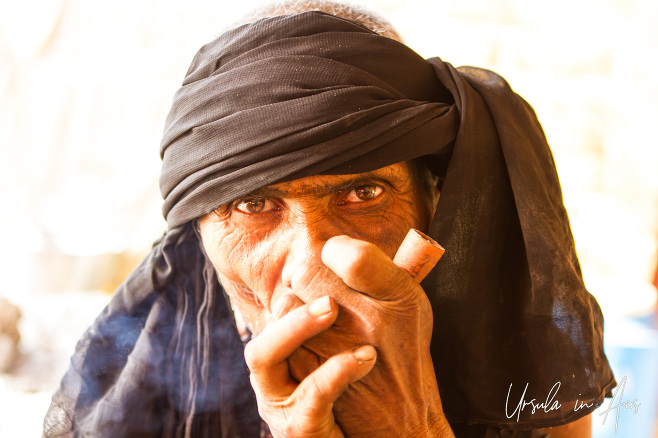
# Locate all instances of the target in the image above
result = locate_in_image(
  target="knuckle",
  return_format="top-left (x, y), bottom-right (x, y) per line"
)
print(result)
top-left (290, 262), bottom-right (324, 291)
top-left (342, 240), bottom-right (378, 278)
top-left (243, 340), bottom-right (262, 371)
top-left (350, 239), bottom-right (376, 261)
top-left (356, 309), bottom-right (385, 339)
top-left (388, 269), bottom-right (416, 295)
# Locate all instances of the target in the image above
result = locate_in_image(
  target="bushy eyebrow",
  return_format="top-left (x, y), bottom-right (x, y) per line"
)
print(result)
top-left (242, 175), bottom-right (391, 200)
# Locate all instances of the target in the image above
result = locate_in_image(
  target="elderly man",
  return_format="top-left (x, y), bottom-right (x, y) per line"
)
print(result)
top-left (44, 3), bottom-right (614, 437)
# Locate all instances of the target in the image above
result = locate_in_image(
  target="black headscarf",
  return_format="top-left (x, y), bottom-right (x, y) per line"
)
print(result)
top-left (44, 11), bottom-right (615, 438)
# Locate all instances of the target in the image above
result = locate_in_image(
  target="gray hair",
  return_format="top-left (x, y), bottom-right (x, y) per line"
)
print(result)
top-left (242, 0), bottom-right (403, 42)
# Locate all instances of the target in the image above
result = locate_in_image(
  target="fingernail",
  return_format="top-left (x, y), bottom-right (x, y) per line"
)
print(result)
top-left (352, 345), bottom-right (376, 364)
top-left (308, 296), bottom-right (332, 316)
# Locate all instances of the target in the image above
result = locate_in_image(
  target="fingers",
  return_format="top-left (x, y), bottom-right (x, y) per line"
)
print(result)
top-left (270, 294), bottom-right (323, 383)
top-left (288, 346), bottom-right (322, 383)
top-left (318, 235), bottom-right (418, 301)
top-left (270, 292), bottom-right (304, 322)
top-left (253, 343), bottom-right (377, 438)
top-left (288, 262), bottom-right (354, 306)
top-left (245, 293), bottom-right (378, 438)
top-left (294, 345), bottom-right (377, 410)
top-left (246, 296), bottom-right (337, 370)
top-left (245, 295), bottom-right (338, 397)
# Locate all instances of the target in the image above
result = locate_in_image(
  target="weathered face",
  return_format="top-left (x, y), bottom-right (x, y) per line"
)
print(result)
top-left (198, 162), bottom-right (434, 334)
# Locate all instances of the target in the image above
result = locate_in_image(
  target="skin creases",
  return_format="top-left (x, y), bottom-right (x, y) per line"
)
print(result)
top-left (198, 162), bottom-right (434, 335)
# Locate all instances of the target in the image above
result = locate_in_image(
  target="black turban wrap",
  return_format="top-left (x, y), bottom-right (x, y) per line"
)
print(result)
top-left (44, 11), bottom-right (615, 438)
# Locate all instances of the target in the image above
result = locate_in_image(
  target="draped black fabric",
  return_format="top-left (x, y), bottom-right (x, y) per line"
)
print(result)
top-left (45, 11), bottom-right (615, 437)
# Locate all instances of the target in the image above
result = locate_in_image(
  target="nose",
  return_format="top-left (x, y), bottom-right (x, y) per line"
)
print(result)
top-left (280, 214), bottom-right (342, 289)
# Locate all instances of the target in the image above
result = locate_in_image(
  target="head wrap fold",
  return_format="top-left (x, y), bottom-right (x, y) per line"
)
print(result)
top-left (159, 12), bottom-right (457, 228)
top-left (45, 11), bottom-right (614, 437)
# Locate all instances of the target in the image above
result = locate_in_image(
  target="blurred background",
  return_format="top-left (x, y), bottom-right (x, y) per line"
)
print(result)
top-left (0, 0), bottom-right (656, 436)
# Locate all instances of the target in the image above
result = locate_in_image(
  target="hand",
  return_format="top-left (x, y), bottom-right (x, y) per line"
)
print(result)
top-left (286, 235), bottom-right (453, 437)
top-left (244, 294), bottom-right (378, 438)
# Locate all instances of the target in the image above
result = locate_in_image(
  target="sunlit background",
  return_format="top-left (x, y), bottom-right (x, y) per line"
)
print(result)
top-left (1, 0), bottom-right (657, 436)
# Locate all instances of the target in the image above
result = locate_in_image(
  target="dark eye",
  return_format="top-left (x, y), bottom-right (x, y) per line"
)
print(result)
top-left (344, 185), bottom-right (383, 203)
top-left (235, 198), bottom-right (276, 214)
